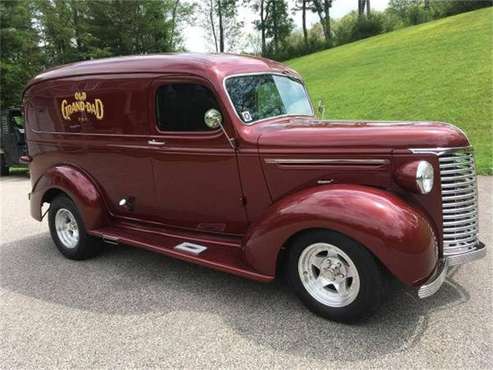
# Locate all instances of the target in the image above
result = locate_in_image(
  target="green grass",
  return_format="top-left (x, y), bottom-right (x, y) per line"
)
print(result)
top-left (287, 7), bottom-right (493, 174)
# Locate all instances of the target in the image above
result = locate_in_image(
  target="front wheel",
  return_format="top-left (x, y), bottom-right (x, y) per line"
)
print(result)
top-left (48, 195), bottom-right (103, 260)
top-left (287, 230), bottom-right (384, 322)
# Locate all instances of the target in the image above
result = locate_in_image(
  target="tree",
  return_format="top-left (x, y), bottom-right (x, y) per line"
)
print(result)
top-left (202, 0), bottom-right (242, 52)
top-left (251, 0), bottom-right (269, 55)
top-left (311, 0), bottom-right (333, 44)
top-left (0, 0), bottom-right (43, 108)
top-left (358, 0), bottom-right (370, 16)
top-left (264, 0), bottom-right (293, 55)
top-left (294, 0), bottom-right (309, 47)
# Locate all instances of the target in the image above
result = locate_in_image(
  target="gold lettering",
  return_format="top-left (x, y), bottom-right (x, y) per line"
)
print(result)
top-left (95, 99), bottom-right (104, 120)
top-left (60, 92), bottom-right (104, 121)
top-left (61, 99), bottom-right (70, 120)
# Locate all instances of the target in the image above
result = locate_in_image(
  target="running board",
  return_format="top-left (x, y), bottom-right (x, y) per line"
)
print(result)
top-left (90, 224), bottom-right (273, 282)
top-left (174, 242), bottom-right (207, 255)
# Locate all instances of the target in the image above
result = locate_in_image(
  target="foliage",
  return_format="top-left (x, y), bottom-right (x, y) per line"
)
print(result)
top-left (288, 8), bottom-right (493, 174)
top-left (430, 0), bottom-right (492, 17)
top-left (263, 0), bottom-right (294, 56)
top-left (0, 0), bottom-right (43, 109)
top-left (0, 0), bottom-right (193, 109)
top-left (250, 0), bottom-right (293, 57)
top-left (278, 0), bottom-right (492, 61)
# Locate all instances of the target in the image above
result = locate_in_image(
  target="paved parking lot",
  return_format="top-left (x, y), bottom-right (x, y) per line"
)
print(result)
top-left (0, 175), bottom-right (492, 369)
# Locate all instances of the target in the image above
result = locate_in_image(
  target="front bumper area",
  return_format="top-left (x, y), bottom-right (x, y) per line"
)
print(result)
top-left (418, 241), bottom-right (486, 299)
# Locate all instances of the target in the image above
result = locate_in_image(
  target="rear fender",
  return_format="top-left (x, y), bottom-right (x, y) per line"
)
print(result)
top-left (30, 165), bottom-right (108, 230)
top-left (243, 184), bottom-right (438, 286)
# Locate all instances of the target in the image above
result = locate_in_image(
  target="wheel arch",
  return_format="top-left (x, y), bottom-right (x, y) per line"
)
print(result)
top-left (275, 227), bottom-right (390, 280)
top-left (243, 184), bottom-right (438, 286)
top-left (30, 164), bottom-right (109, 230)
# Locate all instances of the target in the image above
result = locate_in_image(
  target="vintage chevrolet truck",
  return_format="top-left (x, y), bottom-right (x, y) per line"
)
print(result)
top-left (22, 54), bottom-right (486, 321)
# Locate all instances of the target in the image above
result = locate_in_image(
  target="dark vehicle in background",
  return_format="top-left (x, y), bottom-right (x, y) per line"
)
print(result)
top-left (0, 107), bottom-right (28, 176)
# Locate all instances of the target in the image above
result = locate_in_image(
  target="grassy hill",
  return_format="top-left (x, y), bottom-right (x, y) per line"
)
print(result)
top-left (287, 7), bottom-right (493, 174)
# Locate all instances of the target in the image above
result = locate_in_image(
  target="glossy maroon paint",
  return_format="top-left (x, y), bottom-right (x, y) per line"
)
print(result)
top-left (23, 53), bottom-right (470, 286)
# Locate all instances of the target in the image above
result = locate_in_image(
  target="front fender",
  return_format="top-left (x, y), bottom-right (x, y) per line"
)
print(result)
top-left (30, 165), bottom-right (108, 230)
top-left (243, 184), bottom-right (438, 286)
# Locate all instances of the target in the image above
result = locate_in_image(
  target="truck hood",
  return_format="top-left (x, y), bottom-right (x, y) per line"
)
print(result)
top-left (256, 118), bottom-right (469, 152)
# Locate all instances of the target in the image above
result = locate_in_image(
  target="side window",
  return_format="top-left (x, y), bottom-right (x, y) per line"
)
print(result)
top-left (156, 83), bottom-right (220, 132)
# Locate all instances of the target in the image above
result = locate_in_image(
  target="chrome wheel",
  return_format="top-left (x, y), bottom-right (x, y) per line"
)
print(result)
top-left (55, 208), bottom-right (79, 249)
top-left (298, 242), bottom-right (360, 307)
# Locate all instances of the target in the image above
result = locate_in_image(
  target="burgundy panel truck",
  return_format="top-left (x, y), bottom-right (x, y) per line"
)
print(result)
top-left (22, 54), bottom-right (486, 321)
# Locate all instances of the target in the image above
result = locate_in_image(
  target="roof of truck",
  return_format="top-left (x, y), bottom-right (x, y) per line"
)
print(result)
top-left (26, 53), bottom-right (298, 90)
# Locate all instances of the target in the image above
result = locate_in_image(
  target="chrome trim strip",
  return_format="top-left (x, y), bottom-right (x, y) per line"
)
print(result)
top-left (264, 158), bottom-right (389, 165)
top-left (418, 242), bottom-right (486, 298)
top-left (418, 259), bottom-right (448, 299)
top-left (102, 235), bottom-right (119, 245)
top-left (441, 179), bottom-right (477, 188)
top-left (442, 210), bottom-right (477, 219)
top-left (410, 146), bottom-right (473, 155)
top-left (443, 229), bottom-right (479, 239)
top-left (317, 179), bottom-right (334, 185)
top-left (443, 235), bottom-right (478, 245)
top-left (447, 242), bottom-right (486, 266)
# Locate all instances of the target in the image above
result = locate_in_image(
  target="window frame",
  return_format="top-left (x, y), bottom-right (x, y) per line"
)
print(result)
top-left (149, 75), bottom-right (226, 138)
top-left (223, 72), bottom-right (315, 126)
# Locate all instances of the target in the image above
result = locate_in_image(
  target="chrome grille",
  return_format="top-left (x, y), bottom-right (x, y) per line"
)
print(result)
top-left (438, 148), bottom-right (479, 256)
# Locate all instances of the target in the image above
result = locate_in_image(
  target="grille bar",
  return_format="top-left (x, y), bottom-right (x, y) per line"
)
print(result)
top-left (436, 148), bottom-right (479, 256)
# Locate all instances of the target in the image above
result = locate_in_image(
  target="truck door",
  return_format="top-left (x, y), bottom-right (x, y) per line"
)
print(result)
top-left (146, 77), bottom-right (248, 235)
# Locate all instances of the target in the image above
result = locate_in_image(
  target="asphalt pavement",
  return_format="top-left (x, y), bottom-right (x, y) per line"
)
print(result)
top-left (1, 174), bottom-right (492, 369)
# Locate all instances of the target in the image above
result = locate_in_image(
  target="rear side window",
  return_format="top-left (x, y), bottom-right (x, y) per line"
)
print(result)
top-left (156, 83), bottom-right (219, 132)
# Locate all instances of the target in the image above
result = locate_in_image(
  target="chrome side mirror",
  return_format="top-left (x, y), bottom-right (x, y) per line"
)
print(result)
top-left (204, 108), bottom-right (236, 150)
top-left (204, 109), bottom-right (222, 129)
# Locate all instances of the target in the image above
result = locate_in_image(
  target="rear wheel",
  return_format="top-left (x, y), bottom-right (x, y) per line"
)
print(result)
top-left (287, 230), bottom-right (384, 322)
top-left (48, 195), bottom-right (103, 260)
top-left (0, 154), bottom-right (9, 176)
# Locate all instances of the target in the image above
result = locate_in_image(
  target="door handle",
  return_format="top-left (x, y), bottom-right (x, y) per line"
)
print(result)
top-left (148, 139), bottom-right (166, 146)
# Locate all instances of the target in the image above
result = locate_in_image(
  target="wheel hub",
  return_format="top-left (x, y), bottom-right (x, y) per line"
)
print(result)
top-left (320, 257), bottom-right (347, 282)
top-left (55, 208), bottom-right (79, 249)
top-left (298, 242), bottom-right (360, 308)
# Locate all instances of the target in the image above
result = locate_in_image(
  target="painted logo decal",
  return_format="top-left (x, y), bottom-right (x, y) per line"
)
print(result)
top-left (61, 91), bottom-right (104, 121)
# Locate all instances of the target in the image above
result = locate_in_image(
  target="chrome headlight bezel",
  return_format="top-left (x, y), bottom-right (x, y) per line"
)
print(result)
top-left (416, 160), bottom-right (434, 194)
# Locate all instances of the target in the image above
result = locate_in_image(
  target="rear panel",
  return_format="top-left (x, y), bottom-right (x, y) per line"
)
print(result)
top-left (24, 74), bottom-right (160, 220)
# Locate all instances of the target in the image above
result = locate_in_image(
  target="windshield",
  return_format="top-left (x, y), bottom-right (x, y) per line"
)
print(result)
top-left (225, 74), bottom-right (313, 124)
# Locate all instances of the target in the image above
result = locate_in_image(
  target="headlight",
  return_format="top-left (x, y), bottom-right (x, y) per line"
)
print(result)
top-left (395, 160), bottom-right (434, 194)
top-left (416, 161), bottom-right (434, 194)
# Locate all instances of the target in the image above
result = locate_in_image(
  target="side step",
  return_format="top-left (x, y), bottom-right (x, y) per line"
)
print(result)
top-left (174, 242), bottom-right (207, 255)
top-left (91, 224), bottom-right (272, 282)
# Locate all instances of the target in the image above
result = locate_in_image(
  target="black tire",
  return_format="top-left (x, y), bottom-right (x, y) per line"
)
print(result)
top-left (0, 154), bottom-right (9, 176)
top-left (48, 194), bottom-right (103, 260)
top-left (287, 230), bottom-right (384, 322)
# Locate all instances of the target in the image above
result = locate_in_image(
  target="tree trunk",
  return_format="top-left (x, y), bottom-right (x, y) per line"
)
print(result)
top-left (358, 0), bottom-right (365, 16)
top-left (70, 0), bottom-right (82, 53)
top-left (366, 0), bottom-right (370, 16)
top-left (170, 0), bottom-right (180, 50)
top-left (272, 0), bottom-right (278, 54)
top-left (209, 0), bottom-right (218, 52)
top-left (324, 0), bottom-right (331, 42)
top-left (312, 1), bottom-right (328, 43)
top-left (218, 0), bottom-right (224, 52)
top-left (302, 0), bottom-right (308, 47)
top-left (260, 0), bottom-right (266, 55)
top-left (424, 0), bottom-right (430, 10)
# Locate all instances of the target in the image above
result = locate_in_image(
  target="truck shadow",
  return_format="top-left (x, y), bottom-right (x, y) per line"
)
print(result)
top-left (0, 233), bottom-right (469, 362)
